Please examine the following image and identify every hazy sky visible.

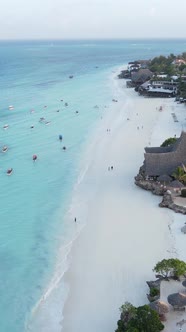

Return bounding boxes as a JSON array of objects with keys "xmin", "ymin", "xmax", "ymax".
[{"xmin": 1, "ymin": 0, "xmax": 186, "ymax": 40}]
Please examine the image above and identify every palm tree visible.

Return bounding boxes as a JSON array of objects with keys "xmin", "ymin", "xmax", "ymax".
[{"xmin": 172, "ymin": 166, "xmax": 186, "ymax": 184}]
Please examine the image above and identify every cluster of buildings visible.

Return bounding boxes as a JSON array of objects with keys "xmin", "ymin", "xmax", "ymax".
[{"xmin": 119, "ymin": 58, "xmax": 186, "ymax": 99}]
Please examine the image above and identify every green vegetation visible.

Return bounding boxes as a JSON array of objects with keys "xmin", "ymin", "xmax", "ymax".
[
  {"xmin": 172, "ymin": 166, "xmax": 186, "ymax": 184},
  {"xmin": 149, "ymin": 54, "xmax": 176, "ymax": 76},
  {"xmin": 178, "ymin": 63, "xmax": 186, "ymax": 72},
  {"xmin": 153, "ymin": 258, "xmax": 186, "ymax": 279},
  {"xmin": 115, "ymin": 303, "xmax": 164, "ymax": 332},
  {"xmin": 149, "ymin": 287, "xmax": 160, "ymax": 297},
  {"xmin": 146, "ymin": 52, "xmax": 186, "ymax": 99},
  {"xmin": 160, "ymin": 137, "xmax": 177, "ymax": 147}
]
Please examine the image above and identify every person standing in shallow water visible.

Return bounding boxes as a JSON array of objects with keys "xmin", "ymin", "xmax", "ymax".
[{"xmin": 74, "ymin": 218, "xmax": 76, "ymax": 222}]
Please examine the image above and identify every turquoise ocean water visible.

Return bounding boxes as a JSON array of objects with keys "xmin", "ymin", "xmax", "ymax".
[{"xmin": 1, "ymin": 39, "xmax": 186, "ymax": 332}]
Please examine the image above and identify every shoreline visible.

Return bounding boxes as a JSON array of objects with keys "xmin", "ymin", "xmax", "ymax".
[{"xmin": 61, "ymin": 71, "xmax": 180, "ymax": 331}]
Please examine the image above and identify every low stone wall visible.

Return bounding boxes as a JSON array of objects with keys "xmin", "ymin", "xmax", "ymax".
[
  {"xmin": 135, "ymin": 173, "xmax": 165, "ymax": 196},
  {"xmin": 159, "ymin": 192, "xmax": 186, "ymax": 214},
  {"xmin": 135, "ymin": 173, "xmax": 186, "ymax": 215}
]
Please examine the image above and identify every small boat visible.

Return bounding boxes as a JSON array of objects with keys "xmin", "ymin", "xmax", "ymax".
[
  {"xmin": 2, "ymin": 146, "xmax": 8, "ymax": 153},
  {"xmin": 7, "ymin": 168, "xmax": 13, "ymax": 175},
  {"xmin": 3, "ymin": 124, "xmax": 9, "ymax": 130},
  {"xmin": 33, "ymin": 154, "xmax": 37, "ymax": 161},
  {"xmin": 39, "ymin": 117, "xmax": 45, "ymax": 123},
  {"xmin": 9, "ymin": 105, "xmax": 14, "ymax": 110},
  {"xmin": 45, "ymin": 121, "xmax": 51, "ymax": 125}
]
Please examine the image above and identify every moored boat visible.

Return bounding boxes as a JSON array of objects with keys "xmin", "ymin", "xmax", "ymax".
[
  {"xmin": 39, "ymin": 117, "xmax": 45, "ymax": 123},
  {"xmin": 3, "ymin": 124, "xmax": 9, "ymax": 130},
  {"xmin": 7, "ymin": 168, "xmax": 13, "ymax": 175},
  {"xmin": 2, "ymin": 146, "xmax": 8, "ymax": 153}
]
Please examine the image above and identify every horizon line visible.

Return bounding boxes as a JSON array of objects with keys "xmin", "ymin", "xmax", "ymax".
[{"xmin": 0, "ymin": 37, "xmax": 186, "ymax": 42}]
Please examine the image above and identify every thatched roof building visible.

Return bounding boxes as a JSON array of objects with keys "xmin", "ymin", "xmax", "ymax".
[
  {"xmin": 149, "ymin": 300, "xmax": 169, "ymax": 314},
  {"xmin": 144, "ymin": 131, "xmax": 186, "ymax": 176},
  {"xmin": 157, "ymin": 174, "xmax": 172, "ymax": 184},
  {"xmin": 168, "ymin": 292, "xmax": 186, "ymax": 309},
  {"xmin": 131, "ymin": 69, "xmax": 153, "ymax": 85}
]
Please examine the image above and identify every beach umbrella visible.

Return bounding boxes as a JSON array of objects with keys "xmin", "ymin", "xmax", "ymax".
[
  {"xmin": 168, "ymin": 293, "xmax": 186, "ymax": 307},
  {"xmin": 157, "ymin": 175, "xmax": 172, "ymax": 184},
  {"xmin": 149, "ymin": 301, "xmax": 169, "ymax": 314},
  {"xmin": 169, "ymin": 180, "xmax": 184, "ymax": 188},
  {"xmin": 182, "ymin": 279, "xmax": 186, "ymax": 287}
]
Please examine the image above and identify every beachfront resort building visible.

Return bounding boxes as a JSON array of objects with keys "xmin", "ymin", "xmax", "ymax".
[
  {"xmin": 138, "ymin": 80, "xmax": 178, "ymax": 97},
  {"xmin": 144, "ymin": 131, "xmax": 186, "ymax": 176},
  {"xmin": 126, "ymin": 69, "xmax": 153, "ymax": 88}
]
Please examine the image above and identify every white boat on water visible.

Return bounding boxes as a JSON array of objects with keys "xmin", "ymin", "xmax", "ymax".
[
  {"xmin": 9, "ymin": 105, "xmax": 14, "ymax": 110},
  {"xmin": 39, "ymin": 117, "xmax": 45, "ymax": 123},
  {"xmin": 7, "ymin": 168, "xmax": 13, "ymax": 175},
  {"xmin": 3, "ymin": 124, "xmax": 9, "ymax": 130},
  {"xmin": 45, "ymin": 121, "xmax": 51, "ymax": 125}
]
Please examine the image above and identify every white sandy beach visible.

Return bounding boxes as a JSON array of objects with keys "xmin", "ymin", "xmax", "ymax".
[{"xmin": 62, "ymin": 73, "xmax": 186, "ymax": 332}]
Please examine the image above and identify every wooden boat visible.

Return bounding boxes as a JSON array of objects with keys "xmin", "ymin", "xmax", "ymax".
[{"xmin": 7, "ymin": 168, "xmax": 13, "ymax": 175}]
